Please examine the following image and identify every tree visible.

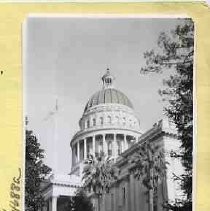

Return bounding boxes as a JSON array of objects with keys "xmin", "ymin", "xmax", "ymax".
[
  {"xmin": 82, "ymin": 153, "xmax": 118, "ymax": 211},
  {"xmin": 141, "ymin": 19, "xmax": 194, "ymax": 210},
  {"xmin": 67, "ymin": 189, "xmax": 94, "ymax": 211},
  {"xmin": 25, "ymin": 129, "xmax": 52, "ymax": 211},
  {"xmin": 131, "ymin": 142, "xmax": 167, "ymax": 211}
]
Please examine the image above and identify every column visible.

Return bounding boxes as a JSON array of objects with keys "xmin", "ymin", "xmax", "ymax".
[
  {"xmin": 93, "ymin": 135, "xmax": 96, "ymax": 157},
  {"xmin": 84, "ymin": 138, "xmax": 87, "ymax": 160},
  {"xmin": 113, "ymin": 133, "xmax": 117, "ymax": 157},
  {"xmin": 103, "ymin": 134, "xmax": 108, "ymax": 156},
  {"xmin": 52, "ymin": 196, "xmax": 58, "ymax": 211},
  {"xmin": 77, "ymin": 141, "xmax": 80, "ymax": 162},
  {"xmin": 124, "ymin": 135, "xmax": 128, "ymax": 150}
]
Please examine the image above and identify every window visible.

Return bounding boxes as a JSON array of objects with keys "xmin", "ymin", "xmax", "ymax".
[
  {"xmin": 93, "ymin": 118, "xmax": 96, "ymax": 126},
  {"xmin": 87, "ymin": 143, "xmax": 90, "ymax": 157},
  {"xmin": 99, "ymin": 140, "xmax": 103, "ymax": 153},
  {"xmin": 87, "ymin": 120, "xmax": 90, "ymax": 128},
  {"xmin": 96, "ymin": 135, "xmax": 103, "ymax": 154},
  {"xmin": 117, "ymin": 141, "xmax": 122, "ymax": 155},
  {"xmin": 80, "ymin": 141, "xmax": 84, "ymax": 160},
  {"xmin": 100, "ymin": 117, "xmax": 103, "ymax": 125},
  {"xmin": 108, "ymin": 141, "xmax": 112, "ymax": 156}
]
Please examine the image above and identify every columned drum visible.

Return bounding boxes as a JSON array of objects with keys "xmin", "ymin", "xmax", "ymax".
[{"xmin": 70, "ymin": 69, "xmax": 142, "ymax": 175}]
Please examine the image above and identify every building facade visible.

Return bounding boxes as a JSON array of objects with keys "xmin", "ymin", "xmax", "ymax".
[
  {"xmin": 41, "ymin": 70, "xmax": 183, "ymax": 211},
  {"xmin": 90, "ymin": 119, "xmax": 182, "ymax": 211}
]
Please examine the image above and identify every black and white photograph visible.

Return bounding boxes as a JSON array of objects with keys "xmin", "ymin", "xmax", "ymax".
[{"xmin": 24, "ymin": 16, "xmax": 194, "ymax": 211}]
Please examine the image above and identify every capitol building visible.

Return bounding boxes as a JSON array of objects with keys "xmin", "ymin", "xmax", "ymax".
[
  {"xmin": 41, "ymin": 69, "xmax": 183, "ymax": 211},
  {"xmin": 71, "ymin": 69, "xmax": 141, "ymax": 176}
]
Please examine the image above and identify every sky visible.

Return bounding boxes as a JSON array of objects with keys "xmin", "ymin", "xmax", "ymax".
[{"xmin": 25, "ymin": 16, "xmax": 183, "ymax": 174}]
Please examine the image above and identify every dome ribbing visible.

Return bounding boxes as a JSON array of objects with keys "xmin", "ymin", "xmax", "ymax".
[{"xmin": 84, "ymin": 88, "xmax": 133, "ymax": 112}]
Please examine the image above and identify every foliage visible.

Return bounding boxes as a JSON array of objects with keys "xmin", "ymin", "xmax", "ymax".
[
  {"xmin": 82, "ymin": 152, "xmax": 118, "ymax": 211},
  {"xmin": 25, "ymin": 129, "xmax": 52, "ymax": 211},
  {"xmin": 141, "ymin": 19, "xmax": 194, "ymax": 210},
  {"xmin": 82, "ymin": 153, "xmax": 118, "ymax": 194},
  {"xmin": 132, "ymin": 142, "xmax": 167, "ymax": 189},
  {"xmin": 131, "ymin": 142, "xmax": 167, "ymax": 211},
  {"xmin": 67, "ymin": 189, "xmax": 94, "ymax": 211}
]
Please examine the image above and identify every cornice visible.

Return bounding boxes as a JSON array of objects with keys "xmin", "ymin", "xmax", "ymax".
[
  {"xmin": 70, "ymin": 126, "xmax": 142, "ymax": 146},
  {"xmin": 41, "ymin": 179, "xmax": 81, "ymax": 194},
  {"xmin": 51, "ymin": 182, "xmax": 81, "ymax": 188}
]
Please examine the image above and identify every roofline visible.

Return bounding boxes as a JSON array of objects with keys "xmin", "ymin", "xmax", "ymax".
[{"xmin": 115, "ymin": 119, "xmax": 178, "ymax": 167}]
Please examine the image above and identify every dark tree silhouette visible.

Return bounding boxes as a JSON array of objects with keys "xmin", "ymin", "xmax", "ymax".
[
  {"xmin": 141, "ymin": 19, "xmax": 194, "ymax": 210},
  {"xmin": 131, "ymin": 142, "xmax": 167, "ymax": 211},
  {"xmin": 25, "ymin": 129, "xmax": 51, "ymax": 211}
]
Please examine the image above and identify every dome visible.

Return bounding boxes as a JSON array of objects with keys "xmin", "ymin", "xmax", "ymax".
[
  {"xmin": 84, "ymin": 88, "xmax": 133, "ymax": 112},
  {"xmin": 71, "ymin": 69, "xmax": 142, "ymax": 173}
]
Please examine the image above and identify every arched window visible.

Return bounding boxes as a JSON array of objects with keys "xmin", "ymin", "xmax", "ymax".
[
  {"xmin": 100, "ymin": 117, "xmax": 103, "ymax": 125},
  {"xmin": 93, "ymin": 118, "xmax": 96, "ymax": 126},
  {"xmin": 99, "ymin": 140, "xmax": 103, "ymax": 153}
]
